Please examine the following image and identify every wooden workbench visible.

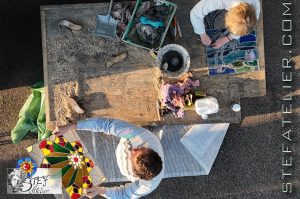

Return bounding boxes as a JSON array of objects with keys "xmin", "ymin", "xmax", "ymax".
[{"xmin": 41, "ymin": 1, "xmax": 265, "ymax": 129}]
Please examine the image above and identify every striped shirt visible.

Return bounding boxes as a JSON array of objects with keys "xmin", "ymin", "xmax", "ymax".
[
  {"xmin": 190, "ymin": 0, "xmax": 261, "ymax": 39},
  {"xmin": 77, "ymin": 118, "xmax": 164, "ymax": 199}
]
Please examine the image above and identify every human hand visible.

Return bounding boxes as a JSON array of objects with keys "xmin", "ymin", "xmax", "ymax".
[
  {"xmin": 52, "ymin": 123, "xmax": 77, "ymax": 137},
  {"xmin": 83, "ymin": 186, "xmax": 106, "ymax": 198},
  {"xmin": 211, "ymin": 36, "xmax": 230, "ymax": 49},
  {"xmin": 200, "ymin": 33, "xmax": 212, "ymax": 46}
]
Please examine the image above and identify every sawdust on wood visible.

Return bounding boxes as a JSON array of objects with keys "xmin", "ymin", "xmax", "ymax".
[
  {"xmin": 43, "ymin": 4, "xmax": 158, "ymax": 127},
  {"xmin": 52, "ymin": 81, "xmax": 87, "ymax": 126}
]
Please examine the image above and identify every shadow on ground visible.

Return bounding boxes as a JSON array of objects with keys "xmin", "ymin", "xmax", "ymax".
[{"xmin": 1, "ymin": 0, "xmax": 300, "ymax": 199}]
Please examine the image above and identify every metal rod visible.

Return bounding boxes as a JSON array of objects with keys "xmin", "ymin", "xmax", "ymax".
[{"xmin": 107, "ymin": 0, "xmax": 114, "ymax": 21}]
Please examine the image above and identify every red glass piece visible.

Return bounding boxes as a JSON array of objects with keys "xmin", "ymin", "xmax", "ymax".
[{"xmin": 23, "ymin": 163, "xmax": 31, "ymax": 171}]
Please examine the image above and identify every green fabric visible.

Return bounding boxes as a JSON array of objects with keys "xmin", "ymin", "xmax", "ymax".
[{"xmin": 11, "ymin": 81, "xmax": 52, "ymax": 144}]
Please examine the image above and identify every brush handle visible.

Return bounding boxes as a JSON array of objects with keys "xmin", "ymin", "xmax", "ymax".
[{"xmin": 107, "ymin": 0, "xmax": 114, "ymax": 21}]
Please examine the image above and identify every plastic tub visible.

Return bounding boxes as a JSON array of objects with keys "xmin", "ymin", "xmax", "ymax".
[{"xmin": 122, "ymin": 0, "xmax": 177, "ymax": 51}]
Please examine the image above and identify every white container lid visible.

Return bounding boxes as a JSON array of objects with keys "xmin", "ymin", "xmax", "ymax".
[{"xmin": 232, "ymin": 104, "xmax": 241, "ymax": 112}]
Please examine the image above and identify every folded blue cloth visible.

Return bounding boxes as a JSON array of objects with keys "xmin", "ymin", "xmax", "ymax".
[{"xmin": 140, "ymin": 16, "xmax": 164, "ymax": 28}]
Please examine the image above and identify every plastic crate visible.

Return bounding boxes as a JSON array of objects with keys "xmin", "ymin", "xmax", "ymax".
[{"xmin": 122, "ymin": 0, "xmax": 177, "ymax": 51}]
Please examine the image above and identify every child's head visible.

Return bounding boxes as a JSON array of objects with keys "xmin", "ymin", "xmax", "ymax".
[
  {"xmin": 225, "ymin": 2, "xmax": 257, "ymax": 36},
  {"xmin": 131, "ymin": 147, "xmax": 163, "ymax": 180}
]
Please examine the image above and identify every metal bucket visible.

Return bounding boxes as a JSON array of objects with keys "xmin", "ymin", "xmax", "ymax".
[{"xmin": 157, "ymin": 44, "xmax": 190, "ymax": 78}]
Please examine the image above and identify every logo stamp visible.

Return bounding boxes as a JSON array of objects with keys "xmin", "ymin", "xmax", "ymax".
[{"xmin": 7, "ymin": 165, "xmax": 62, "ymax": 194}]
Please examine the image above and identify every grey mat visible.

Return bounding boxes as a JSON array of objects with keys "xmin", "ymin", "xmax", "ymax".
[{"xmin": 76, "ymin": 124, "xmax": 229, "ymax": 182}]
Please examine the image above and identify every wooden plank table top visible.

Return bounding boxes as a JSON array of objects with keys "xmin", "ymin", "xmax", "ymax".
[{"xmin": 41, "ymin": 2, "xmax": 264, "ymax": 129}]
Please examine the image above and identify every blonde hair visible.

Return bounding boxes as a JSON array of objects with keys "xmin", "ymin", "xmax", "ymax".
[{"xmin": 225, "ymin": 3, "xmax": 257, "ymax": 36}]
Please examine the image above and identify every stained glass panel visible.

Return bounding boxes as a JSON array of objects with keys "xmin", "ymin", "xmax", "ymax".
[
  {"xmin": 206, "ymin": 28, "xmax": 259, "ymax": 76},
  {"xmin": 38, "ymin": 135, "xmax": 94, "ymax": 199}
]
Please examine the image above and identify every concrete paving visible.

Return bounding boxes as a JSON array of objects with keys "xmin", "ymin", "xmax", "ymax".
[{"xmin": 0, "ymin": 0, "xmax": 300, "ymax": 199}]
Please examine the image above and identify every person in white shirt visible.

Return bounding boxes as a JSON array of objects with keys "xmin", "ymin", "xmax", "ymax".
[
  {"xmin": 190, "ymin": 0, "xmax": 261, "ymax": 48},
  {"xmin": 53, "ymin": 117, "xmax": 164, "ymax": 199}
]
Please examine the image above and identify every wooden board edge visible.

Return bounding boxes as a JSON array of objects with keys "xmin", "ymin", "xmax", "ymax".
[
  {"xmin": 40, "ymin": 9, "xmax": 52, "ymax": 130},
  {"xmin": 257, "ymin": 0, "xmax": 266, "ymax": 96},
  {"xmin": 40, "ymin": 3, "xmax": 107, "ymax": 11}
]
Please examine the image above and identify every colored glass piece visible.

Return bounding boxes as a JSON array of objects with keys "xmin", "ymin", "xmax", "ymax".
[
  {"xmin": 54, "ymin": 136, "xmax": 75, "ymax": 152},
  {"xmin": 49, "ymin": 160, "xmax": 69, "ymax": 169},
  {"xmin": 41, "ymin": 158, "xmax": 51, "ymax": 168},
  {"xmin": 61, "ymin": 164, "xmax": 72, "ymax": 176},
  {"xmin": 45, "ymin": 152, "xmax": 69, "ymax": 157},
  {"xmin": 74, "ymin": 168, "xmax": 83, "ymax": 187},
  {"xmin": 54, "ymin": 136, "xmax": 68, "ymax": 147},
  {"xmin": 39, "ymin": 140, "xmax": 54, "ymax": 156},
  {"xmin": 82, "ymin": 175, "xmax": 93, "ymax": 188},
  {"xmin": 84, "ymin": 157, "xmax": 94, "ymax": 172},
  {"xmin": 55, "ymin": 136, "xmax": 74, "ymax": 150},
  {"xmin": 68, "ymin": 169, "xmax": 78, "ymax": 187},
  {"xmin": 62, "ymin": 166, "xmax": 76, "ymax": 188},
  {"xmin": 68, "ymin": 151, "xmax": 84, "ymax": 169},
  {"xmin": 65, "ymin": 142, "xmax": 76, "ymax": 152},
  {"xmin": 45, "ymin": 156, "xmax": 69, "ymax": 165},
  {"xmin": 71, "ymin": 141, "xmax": 83, "ymax": 153},
  {"xmin": 82, "ymin": 165, "xmax": 89, "ymax": 177},
  {"xmin": 53, "ymin": 142, "xmax": 71, "ymax": 153},
  {"xmin": 239, "ymin": 34, "xmax": 256, "ymax": 43},
  {"xmin": 66, "ymin": 184, "xmax": 82, "ymax": 199}
]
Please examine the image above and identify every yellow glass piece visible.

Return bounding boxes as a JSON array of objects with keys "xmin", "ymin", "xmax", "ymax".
[
  {"xmin": 26, "ymin": 146, "xmax": 33, "ymax": 152},
  {"xmin": 40, "ymin": 141, "xmax": 54, "ymax": 156},
  {"xmin": 71, "ymin": 141, "xmax": 83, "ymax": 153},
  {"xmin": 84, "ymin": 157, "xmax": 94, "ymax": 172},
  {"xmin": 82, "ymin": 175, "xmax": 92, "ymax": 188},
  {"xmin": 66, "ymin": 184, "xmax": 82, "ymax": 198}
]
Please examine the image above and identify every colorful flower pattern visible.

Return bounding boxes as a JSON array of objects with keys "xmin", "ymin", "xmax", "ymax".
[
  {"xmin": 39, "ymin": 135, "xmax": 94, "ymax": 199},
  {"xmin": 16, "ymin": 157, "xmax": 37, "ymax": 178}
]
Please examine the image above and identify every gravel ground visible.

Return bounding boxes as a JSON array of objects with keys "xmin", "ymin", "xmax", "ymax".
[{"xmin": 0, "ymin": 0, "xmax": 300, "ymax": 199}]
